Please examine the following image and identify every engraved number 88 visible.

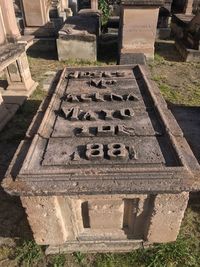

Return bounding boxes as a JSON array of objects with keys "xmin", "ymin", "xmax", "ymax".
[{"xmin": 86, "ymin": 143, "xmax": 128, "ymax": 160}]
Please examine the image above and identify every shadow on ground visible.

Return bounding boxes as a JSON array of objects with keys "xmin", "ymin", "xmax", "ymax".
[
  {"xmin": 170, "ymin": 104, "xmax": 200, "ymax": 204},
  {"xmin": 155, "ymin": 40, "xmax": 183, "ymax": 62},
  {"xmin": 0, "ymin": 99, "xmax": 43, "ymax": 241},
  {"xmin": 170, "ymin": 104, "xmax": 200, "ymax": 163}
]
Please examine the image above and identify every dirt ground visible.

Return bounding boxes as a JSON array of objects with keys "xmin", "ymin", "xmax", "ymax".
[{"xmin": 0, "ymin": 39, "xmax": 199, "ymax": 267}]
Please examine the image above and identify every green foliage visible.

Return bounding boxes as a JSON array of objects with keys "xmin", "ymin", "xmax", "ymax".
[
  {"xmin": 92, "ymin": 238, "xmax": 199, "ymax": 267},
  {"xmin": 98, "ymin": 0, "xmax": 110, "ymax": 25},
  {"xmin": 15, "ymin": 240, "xmax": 43, "ymax": 266},
  {"xmin": 51, "ymin": 254, "xmax": 66, "ymax": 267},
  {"xmin": 73, "ymin": 251, "xmax": 86, "ymax": 265}
]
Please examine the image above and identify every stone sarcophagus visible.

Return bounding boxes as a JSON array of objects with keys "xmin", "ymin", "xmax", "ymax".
[{"xmin": 3, "ymin": 65, "xmax": 200, "ymax": 253}]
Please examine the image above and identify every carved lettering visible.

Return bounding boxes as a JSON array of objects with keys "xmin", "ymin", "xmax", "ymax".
[
  {"xmin": 107, "ymin": 143, "xmax": 128, "ymax": 160},
  {"xmin": 80, "ymin": 94, "xmax": 92, "ymax": 102},
  {"xmin": 85, "ymin": 143, "xmax": 133, "ymax": 161},
  {"xmin": 119, "ymin": 108, "xmax": 135, "ymax": 120},
  {"xmin": 61, "ymin": 108, "xmax": 135, "ymax": 121},
  {"xmin": 86, "ymin": 144, "xmax": 104, "ymax": 161},
  {"xmin": 94, "ymin": 93, "xmax": 105, "ymax": 102},
  {"xmin": 97, "ymin": 125, "xmax": 115, "ymax": 136},
  {"xmin": 110, "ymin": 93, "xmax": 123, "ymax": 101},
  {"xmin": 67, "ymin": 71, "xmax": 126, "ymax": 79},
  {"xmin": 62, "ymin": 107, "xmax": 80, "ymax": 121},
  {"xmin": 63, "ymin": 93, "xmax": 138, "ymax": 102},
  {"xmin": 101, "ymin": 109, "xmax": 114, "ymax": 120},
  {"xmin": 83, "ymin": 110, "xmax": 97, "ymax": 121}
]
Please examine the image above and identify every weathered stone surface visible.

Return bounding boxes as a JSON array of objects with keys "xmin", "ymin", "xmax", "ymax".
[
  {"xmin": 146, "ymin": 192, "xmax": 189, "ymax": 243},
  {"xmin": 3, "ymin": 65, "xmax": 200, "ymax": 195},
  {"xmin": 3, "ymin": 65, "xmax": 200, "ymax": 250},
  {"xmin": 21, "ymin": 0, "xmax": 51, "ymax": 27},
  {"xmin": 21, "ymin": 193, "xmax": 189, "ymax": 248},
  {"xmin": 173, "ymin": 13, "xmax": 200, "ymax": 62},
  {"xmin": 119, "ymin": 1, "xmax": 163, "ymax": 60},
  {"xmin": 57, "ymin": 14, "xmax": 99, "ymax": 61}
]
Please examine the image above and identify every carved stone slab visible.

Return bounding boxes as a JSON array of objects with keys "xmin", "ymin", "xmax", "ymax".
[{"xmin": 3, "ymin": 65, "xmax": 200, "ymax": 196}]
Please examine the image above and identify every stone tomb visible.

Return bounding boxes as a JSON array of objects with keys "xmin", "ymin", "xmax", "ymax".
[
  {"xmin": 174, "ymin": 13, "xmax": 200, "ymax": 62},
  {"xmin": 57, "ymin": 12, "xmax": 100, "ymax": 61},
  {"xmin": 119, "ymin": 0, "xmax": 164, "ymax": 61},
  {"xmin": 21, "ymin": 0, "xmax": 69, "ymax": 37},
  {"xmin": 3, "ymin": 65, "xmax": 200, "ymax": 253}
]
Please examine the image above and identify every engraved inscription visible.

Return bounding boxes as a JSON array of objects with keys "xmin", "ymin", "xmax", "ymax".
[
  {"xmin": 61, "ymin": 107, "xmax": 135, "ymax": 121},
  {"xmin": 76, "ymin": 125, "xmax": 135, "ymax": 137},
  {"xmin": 63, "ymin": 93, "xmax": 139, "ymax": 103},
  {"xmin": 67, "ymin": 71, "xmax": 126, "ymax": 79},
  {"xmin": 85, "ymin": 143, "xmax": 132, "ymax": 161}
]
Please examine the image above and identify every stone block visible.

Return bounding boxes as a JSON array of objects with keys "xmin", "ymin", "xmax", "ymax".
[
  {"xmin": 21, "ymin": 0, "xmax": 50, "ymax": 27},
  {"xmin": 57, "ymin": 38, "xmax": 97, "ymax": 61},
  {"xmin": 119, "ymin": 1, "xmax": 163, "ymax": 60},
  {"xmin": 21, "ymin": 192, "xmax": 189, "ymax": 249},
  {"xmin": 57, "ymin": 15, "xmax": 98, "ymax": 61},
  {"xmin": 146, "ymin": 193, "xmax": 189, "ymax": 243}
]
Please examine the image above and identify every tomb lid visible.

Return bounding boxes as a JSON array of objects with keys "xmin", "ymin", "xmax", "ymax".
[
  {"xmin": 58, "ymin": 16, "xmax": 98, "ymax": 40},
  {"xmin": 121, "ymin": 0, "xmax": 164, "ymax": 7},
  {"xmin": 0, "ymin": 43, "xmax": 25, "ymax": 68},
  {"xmin": 3, "ymin": 65, "xmax": 200, "ymax": 196}
]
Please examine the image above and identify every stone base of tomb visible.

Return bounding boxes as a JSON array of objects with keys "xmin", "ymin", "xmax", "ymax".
[
  {"xmin": 20, "ymin": 192, "xmax": 189, "ymax": 249},
  {"xmin": 57, "ymin": 15, "xmax": 99, "ymax": 62},
  {"xmin": 175, "ymin": 39, "xmax": 200, "ymax": 62},
  {"xmin": 46, "ymin": 240, "xmax": 146, "ymax": 254},
  {"xmin": 2, "ymin": 80, "xmax": 38, "ymax": 105},
  {"xmin": 57, "ymin": 37, "xmax": 97, "ymax": 62},
  {"xmin": 119, "ymin": 53, "xmax": 147, "ymax": 65}
]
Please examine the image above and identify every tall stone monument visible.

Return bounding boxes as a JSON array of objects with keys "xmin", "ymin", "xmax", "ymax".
[
  {"xmin": 0, "ymin": 0, "xmax": 37, "ymax": 129},
  {"xmin": 119, "ymin": 0, "xmax": 164, "ymax": 61},
  {"xmin": 20, "ymin": 0, "xmax": 69, "ymax": 37}
]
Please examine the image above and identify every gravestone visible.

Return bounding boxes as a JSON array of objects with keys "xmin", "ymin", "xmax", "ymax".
[
  {"xmin": 3, "ymin": 65, "xmax": 200, "ymax": 252},
  {"xmin": 157, "ymin": 0, "xmax": 172, "ymax": 39},
  {"xmin": 57, "ymin": 12, "xmax": 100, "ymax": 61},
  {"xmin": 175, "ymin": 13, "xmax": 200, "ymax": 61},
  {"xmin": 119, "ymin": 0, "xmax": 164, "ymax": 61}
]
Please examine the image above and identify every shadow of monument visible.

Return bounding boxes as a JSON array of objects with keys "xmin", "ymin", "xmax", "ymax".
[
  {"xmin": 27, "ymin": 49, "xmax": 58, "ymax": 60},
  {"xmin": 0, "ymin": 99, "xmax": 43, "ymax": 240},
  {"xmin": 155, "ymin": 40, "xmax": 183, "ymax": 62},
  {"xmin": 98, "ymin": 40, "xmax": 118, "ymax": 64},
  {"xmin": 169, "ymin": 103, "xmax": 200, "ymax": 208},
  {"xmin": 169, "ymin": 104, "xmax": 200, "ymax": 163}
]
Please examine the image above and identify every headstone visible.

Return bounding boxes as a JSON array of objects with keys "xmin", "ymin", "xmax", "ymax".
[
  {"xmin": 3, "ymin": 65, "xmax": 200, "ymax": 252},
  {"xmin": 119, "ymin": 0, "xmax": 164, "ymax": 61},
  {"xmin": 157, "ymin": 1, "xmax": 172, "ymax": 39},
  {"xmin": 21, "ymin": 0, "xmax": 68, "ymax": 37},
  {"xmin": 57, "ymin": 12, "xmax": 100, "ymax": 61},
  {"xmin": 175, "ymin": 13, "xmax": 200, "ymax": 62}
]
